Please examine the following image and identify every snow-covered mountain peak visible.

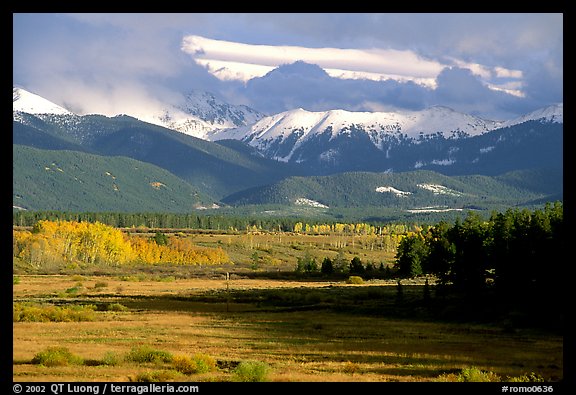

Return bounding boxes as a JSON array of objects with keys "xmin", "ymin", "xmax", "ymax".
[
  {"xmin": 179, "ymin": 90, "xmax": 264, "ymax": 126},
  {"xmin": 13, "ymin": 87, "xmax": 73, "ymax": 115},
  {"xmin": 210, "ymin": 106, "xmax": 501, "ymax": 142},
  {"xmin": 503, "ymin": 103, "xmax": 563, "ymax": 127},
  {"xmin": 140, "ymin": 90, "xmax": 265, "ymax": 139},
  {"xmin": 11, "ymin": 86, "xmax": 264, "ymax": 141},
  {"xmin": 207, "ymin": 106, "xmax": 504, "ymax": 162}
]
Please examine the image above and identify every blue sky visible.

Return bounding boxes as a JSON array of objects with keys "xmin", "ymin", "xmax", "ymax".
[{"xmin": 13, "ymin": 13, "xmax": 563, "ymax": 120}]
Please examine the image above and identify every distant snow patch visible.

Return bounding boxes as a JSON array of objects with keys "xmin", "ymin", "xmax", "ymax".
[
  {"xmin": 480, "ymin": 146, "xmax": 495, "ymax": 153},
  {"xmin": 195, "ymin": 203, "xmax": 221, "ymax": 210},
  {"xmin": 295, "ymin": 198, "xmax": 329, "ymax": 208},
  {"xmin": 417, "ymin": 184, "xmax": 463, "ymax": 196},
  {"xmin": 319, "ymin": 149, "xmax": 340, "ymax": 162},
  {"xmin": 431, "ymin": 159, "xmax": 455, "ymax": 166},
  {"xmin": 375, "ymin": 186, "xmax": 412, "ymax": 197}
]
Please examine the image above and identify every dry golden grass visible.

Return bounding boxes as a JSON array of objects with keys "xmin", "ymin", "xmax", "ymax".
[{"xmin": 13, "ymin": 275, "xmax": 563, "ymax": 382}]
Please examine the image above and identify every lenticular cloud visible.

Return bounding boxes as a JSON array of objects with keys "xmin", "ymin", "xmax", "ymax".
[
  {"xmin": 180, "ymin": 34, "xmax": 524, "ymax": 96},
  {"xmin": 181, "ymin": 35, "xmax": 443, "ymax": 86}
]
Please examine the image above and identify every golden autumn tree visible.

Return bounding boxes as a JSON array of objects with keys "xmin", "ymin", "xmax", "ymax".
[{"xmin": 13, "ymin": 220, "xmax": 229, "ymax": 268}]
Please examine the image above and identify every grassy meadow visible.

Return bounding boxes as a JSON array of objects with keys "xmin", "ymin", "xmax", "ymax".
[{"xmin": 12, "ymin": 230, "xmax": 563, "ymax": 382}]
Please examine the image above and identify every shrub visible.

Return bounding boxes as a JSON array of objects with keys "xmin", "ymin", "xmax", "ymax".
[
  {"xmin": 31, "ymin": 347, "xmax": 83, "ymax": 367},
  {"xmin": 13, "ymin": 276, "xmax": 21, "ymax": 285},
  {"xmin": 509, "ymin": 372, "xmax": 545, "ymax": 382},
  {"xmin": 105, "ymin": 303, "xmax": 129, "ymax": 312},
  {"xmin": 101, "ymin": 351, "xmax": 122, "ymax": 366},
  {"xmin": 191, "ymin": 353, "xmax": 217, "ymax": 373},
  {"xmin": 346, "ymin": 276, "xmax": 364, "ymax": 284},
  {"xmin": 125, "ymin": 346, "xmax": 173, "ymax": 364},
  {"xmin": 457, "ymin": 367, "xmax": 501, "ymax": 382},
  {"xmin": 134, "ymin": 370, "xmax": 182, "ymax": 382},
  {"xmin": 173, "ymin": 353, "xmax": 217, "ymax": 375},
  {"xmin": 343, "ymin": 361, "xmax": 360, "ymax": 374},
  {"xmin": 65, "ymin": 286, "xmax": 82, "ymax": 295},
  {"xmin": 13, "ymin": 303, "xmax": 96, "ymax": 322},
  {"xmin": 233, "ymin": 361, "xmax": 270, "ymax": 382},
  {"xmin": 172, "ymin": 355, "xmax": 196, "ymax": 375}
]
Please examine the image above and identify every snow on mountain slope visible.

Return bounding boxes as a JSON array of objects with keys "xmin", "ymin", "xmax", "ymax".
[
  {"xmin": 209, "ymin": 106, "xmax": 503, "ymax": 161},
  {"xmin": 375, "ymin": 186, "xmax": 412, "ymax": 197},
  {"xmin": 417, "ymin": 183, "xmax": 464, "ymax": 197},
  {"xmin": 140, "ymin": 91, "xmax": 265, "ymax": 139},
  {"xmin": 502, "ymin": 103, "xmax": 563, "ymax": 127},
  {"xmin": 13, "ymin": 87, "xmax": 73, "ymax": 115},
  {"xmin": 13, "ymin": 87, "xmax": 264, "ymax": 140}
]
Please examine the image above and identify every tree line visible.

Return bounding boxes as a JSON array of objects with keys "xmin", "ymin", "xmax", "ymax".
[
  {"xmin": 394, "ymin": 202, "xmax": 563, "ymax": 294},
  {"xmin": 13, "ymin": 210, "xmax": 419, "ymax": 236},
  {"xmin": 294, "ymin": 250, "xmax": 394, "ymax": 279}
]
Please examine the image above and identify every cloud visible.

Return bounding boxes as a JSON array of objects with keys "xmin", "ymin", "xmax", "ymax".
[
  {"xmin": 432, "ymin": 67, "xmax": 528, "ymax": 119},
  {"xmin": 13, "ymin": 13, "xmax": 562, "ymax": 122},
  {"xmin": 228, "ymin": 61, "xmax": 430, "ymax": 115},
  {"xmin": 182, "ymin": 35, "xmax": 446, "ymax": 87},
  {"xmin": 227, "ymin": 62, "xmax": 532, "ymax": 120},
  {"xmin": 181, "ymin": 34, "xmax": 531, "ymax": 99},
  {"xmin": 13, "ymin": 13, "xmax": 224, "ymax": 118}
]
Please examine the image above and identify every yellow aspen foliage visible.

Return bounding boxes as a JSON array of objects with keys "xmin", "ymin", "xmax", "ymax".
[
  {"xmin": 13, "ymin": 220, "xmax": 229, "ymax": 268},
  {"xmin": 293, "ymin": 222, "xmax": 303, "ymax": 233}
]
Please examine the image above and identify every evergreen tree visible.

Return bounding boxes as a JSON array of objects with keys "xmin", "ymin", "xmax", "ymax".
[
  {"xmin": 333, "ymin": 250, "xmax": 349, "ymax": 273},
  {"xmin": 321, "ymin": 257, "xmax": 334, "ymax": 275},
  {"xmin": 422, "ymin": 221, "xmax": 455, "ymax": 285},
  {"xmin": 394, "ymin": 235, "xmax": 426, "ymax": 278},
  {"xmin": 153, "ymin": 232, "xmax": 169, "ymax": 246},
  {"xmin": 296, "ymin": 250, "xmax": 318, "ymax": 273},
  {"xmin": 349, "ymin": 256, "xmax": 364, "ymax": 275}
]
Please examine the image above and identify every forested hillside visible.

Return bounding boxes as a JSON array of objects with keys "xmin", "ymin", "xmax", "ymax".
[
  {"xmin": 13, "ymin": 145, "xmax": 212, "ymax": 212},
  {"xmin": 222, "ymin": 168, "xmax": 562, "ymax": 210}
]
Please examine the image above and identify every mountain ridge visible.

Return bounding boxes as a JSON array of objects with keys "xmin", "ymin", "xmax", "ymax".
[
  {"xmin": 12, "ymin": 86, "xmax": 563, "ymax": 218},
  {"xmin": 208, "ymin": 103, "xmax": 562, "ymax": 165},
  {"xmin": 12, "ymin": 109, "xmax": 307, "ymax": 201},
  {"xmin": 222, "ymin": 168, "xmax": 562, "ymax": 211}
]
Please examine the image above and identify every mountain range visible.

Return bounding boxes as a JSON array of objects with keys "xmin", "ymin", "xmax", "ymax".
[
  {"xmin": 12, "ymin": 86, "xmax": 563, "ymax": 220},
  {"xmin": 209, "ymin": 104, "xmax": 562, "ymax": 174}
]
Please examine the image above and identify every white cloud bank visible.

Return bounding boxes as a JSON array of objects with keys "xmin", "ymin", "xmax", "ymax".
[{"xmin": 181, "ymin": 35, "xmax": 524, "ymax": 95}]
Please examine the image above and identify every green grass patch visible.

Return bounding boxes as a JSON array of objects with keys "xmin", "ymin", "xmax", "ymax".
[
  {"xmin": 104, "ymin": 303, "xmax": 129, "ymax": 312},
  {"xmin": 101, "ymin": 351, "xmax": 122, "ymax": 366},
  {"xmin": 31, "ymin": 347, "xmax": 83, "ymax": 367}
]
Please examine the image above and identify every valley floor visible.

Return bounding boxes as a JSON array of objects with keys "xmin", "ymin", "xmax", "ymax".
[{"xmin": 13, "ymin": 275, "xmax": 563, "ymax": 383}]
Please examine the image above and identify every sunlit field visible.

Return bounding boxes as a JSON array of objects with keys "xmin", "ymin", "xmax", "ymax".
[{"xmin": 13, "ymin": 274, "xmax": 563, "ymax": 382}]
